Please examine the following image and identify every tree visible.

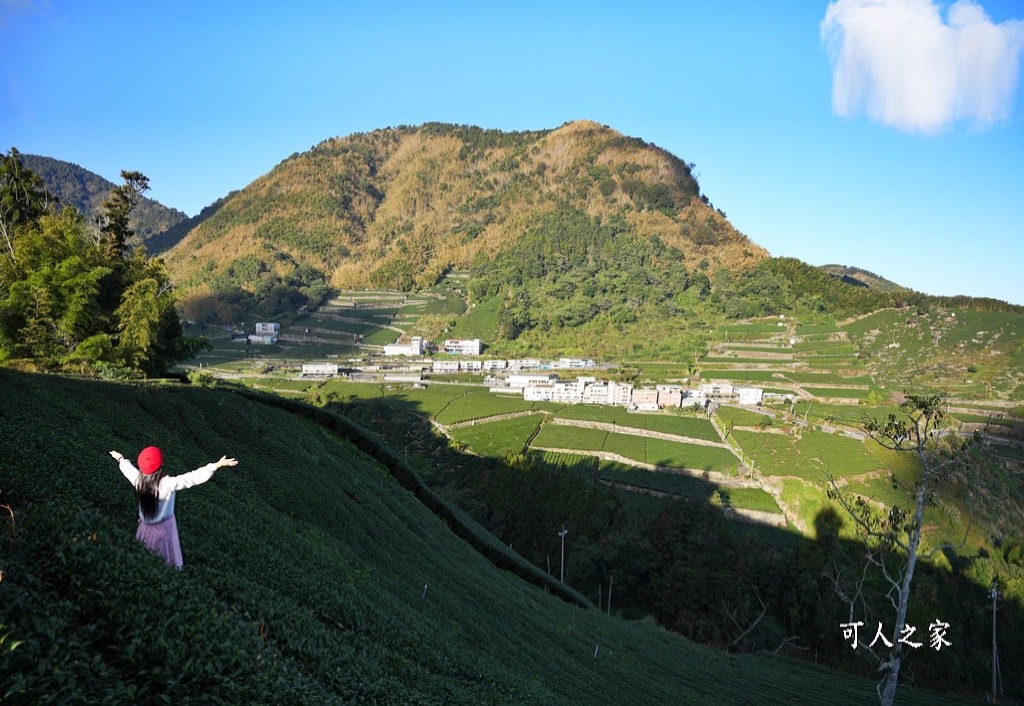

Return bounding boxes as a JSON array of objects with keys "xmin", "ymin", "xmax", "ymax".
[
  {"xmin": 0, "ymin": 157, "xmax": 205, "ymax": 375},
  {"xmin": 98, "ymin": 170, "xmax": 149, "ymax": 258},
  {"xmin": 826, "ymin": 393, "xmax": 979, "ymax": 706},
  {"xmin": 1, "ymin": 148, "xmax": 51, "ymax": 279}
]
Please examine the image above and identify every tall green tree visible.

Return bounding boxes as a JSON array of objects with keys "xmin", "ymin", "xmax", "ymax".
[
  {"xmin": 98, "ymin": 170, "xmax": 149, "ymax": 259},
  {"xmin": 0, "ymin": 148, "xmax": 51, "ymax": 267},
  {"xmin": 0, "ymin": 156, "xmax": 205, "ymax": 374}
]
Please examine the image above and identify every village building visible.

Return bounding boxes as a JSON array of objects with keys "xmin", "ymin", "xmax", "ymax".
[
  {"xmin": 254, "ymin": 322, "xmax": 280, "ymax": 337},
  {"xmin": 552, "ymin": 357, "xmax": 594, "ymax": 369},
  {"xmin": 443, "ymin": 338, "xmax": 482, "ymax": 356},
  {"xmin": 699, "ymin": 382, "xmax": 735, "ymax": 397},
  {"xmin": 301, "ymin": 363, "xmax": 339, "ymax": 378},
  {"xmin": 249, "ymin": 322, "xmax": 280, "ymax": 344},
  {"xmin": 681, "ymin": 389, "xmax": 707, "ymax": 407},
  {"xmin": 483, "ymin": 360, "xmax": 507, "ymax": 371},
  {"xmin": 656, "ymin": 385, "xmax": 683, "ymax": 408},
  {"xmin": 579, "ymin": 379, "xmax": 633, "ymax": 406},
  {"xmin": 432, "ymin": 360, "xmax": 460, "ymax": 373},
  {"xmin": 523, "ymin": 377, "xmax": 590, "ymax": 404},
  {"xmin": 507, "ymin": 358, "xmax": 542, "ymax": 370},
  {"xmin": 507, "ymin": 372, "xmax": 558, "ymax": 389},
  {"xmin": 736, "ymin": 386, "xmax": 764, "ymax": 406},
  {"xmin": 631, "ymin": 388, "xmax": 659, "ymax": 411},
  {"xmin": 383, "ymin": 336, "xmax": 425, "ymax": 357}
]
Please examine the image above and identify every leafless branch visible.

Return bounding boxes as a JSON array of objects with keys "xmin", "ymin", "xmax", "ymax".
[
  {"xmin": 1, "ymin": 503, "xmax": 13, "ymax": 538},
  {"xmin": 727, "ymin": 588, "xmax": 766, "ymax": 649},
  {"xmin": 773, "ymin": 636, "xmax": 809, "ymax": 655}
]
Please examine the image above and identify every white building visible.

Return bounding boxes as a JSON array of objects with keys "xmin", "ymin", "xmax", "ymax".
[
  {"xmin": 383, "ymin": 336, "xmax": 425, "ymax": 357},
  {"xmin": 443, "ymin": 338, "xmax": 482, "ymax": 356},
  {"xmin": 250, "ymin": 322, "xmax": 280, "ymax": 344},
  {"xmin": 483, "ymin": 360, "xmax": 507, "ymax": 371},
  {"xmin": 507, "ymin": 373, "xmax": 558, "ymax": 389},
  {"xmin": 432, "ymin": 360, "xmax": 460, "ymax": 373},
  {"xmin": 699, "ymin": 382, "xmax": 735, "ymax": 397},
  {"xmin": 523, "ymin": 377, "xmax": 590, "ymax": 404},
  {"xmin": 681, "ymin": 389, "xmax": 707, "ymax": 407},
  {"xmin": 580, "ymin": 379, "xmax": 633, "ymax": 406},
  {"xmin": 255, "ymin": 322, "xmax": 280, "ymax": 337},
  {"xmin": 736, "ymin": 386, "xmax": 764, "ymax": 406},
  {"xmin": 459, "ymin": 360, "xmax": 483, "ymax": 372},
  {"xmin": 302, "ymin": 363, "xmax": 338, "ymax": 378}
]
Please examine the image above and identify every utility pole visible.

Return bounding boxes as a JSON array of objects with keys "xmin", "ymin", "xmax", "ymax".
[
  {"xmin": 991, "ymin": 579, "xmax": 1002, "ymax": 703},
  {"xmin": 607, "ymin": 575, "xmax": 613, "ymax": 616},
  {"xmin": 558, "ymin": 523, "xmax": 568, "ymax": 583}
]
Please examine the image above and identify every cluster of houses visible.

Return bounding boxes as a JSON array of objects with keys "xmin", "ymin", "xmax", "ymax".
[
  {"xmin": 383, "ymin": 337, "xmax": 482, "ymax": 356},
  {"xmin": 430, "ymin": 357, "xmax": 596, "ymax": 373},
  {"xmin": 505, "ymin": 375, "xmax": 769, "ymax": 411}
]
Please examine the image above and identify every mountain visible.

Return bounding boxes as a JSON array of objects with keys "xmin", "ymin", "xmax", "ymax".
[
  {"xmin": 162, "ymin": 121, "xmax": 775, "ymax": 355},
  {"xmin": 159, "ymin": 121, "xmax": 1022, "ymax": 358},
  {"xmin": 21, "ymin": 154, "xmax": 188, "ymax": 249},
  {"xmin": 819, "ymin": 264, "xmax": 906, "ymax": 292},
  {"xmin": 0, "ymin": 368, "xmax": 960, "ymax": 704},
  {"xmin": 165, "ymin": 121, "xmax": 764, "ymax": 290}
]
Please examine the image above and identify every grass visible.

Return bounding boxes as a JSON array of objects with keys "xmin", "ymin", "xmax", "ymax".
[
  {"xmin": 553, "ymin": 406, "xmax": 719, "ymax": 441},
  {"xmin": 644, "ymin": 438, "xmax": 739, "ymax": 473},
  {"xmin": 532, "ymin": 424, "xmax": 608, "ymax": 451},
  {"xmin": 532, "ymin": 425, "xmax": 738, "ymax": 473},
  {"xmin": 716, "ymin": 406, "xmax": 774, "ymax": 428},
  {"xmin": 537, "ymin": 451, "xmax": 599, "ymax": 477},
  {"xmin": 448, "ymin": 294, "xmax": 502, "ymax": 341},
  {"xmin": 794, "ymin": 324, "xmax": 841, "ymax": 335},
  {"xmin": 598, "ymin": 462, "xmax": 714, "ymax": 500},
  {"xmin": 804, "ymin": 387, "xmax": 872, "ymax": 400},
  {"xmin": 718, "ymin": 487, "xmax": 783, "ymax": 514},
  {"xmin": 732, "ymin": 430, "xmax": 882, "ymax": 482},
  {"xmin": 701, "ymin": 357, "xmax": 794, "ymax": 365},
  {"xmin": 434, "ymin": 391, "xmax": 538, "ymax": 425},
  {"xmin": 450, "ymin": 415, "xmax": 543, "ymax": 458}
]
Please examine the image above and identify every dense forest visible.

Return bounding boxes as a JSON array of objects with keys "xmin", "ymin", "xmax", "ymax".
[
  {"xmin": 0, "ymin": 149, "xmax": 206, "ymax": 376},
  {"xmin": 21, "ymin": 154, "xmax": 187, "ymax": 248}
]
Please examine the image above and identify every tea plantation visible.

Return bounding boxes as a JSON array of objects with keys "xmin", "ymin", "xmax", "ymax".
[{"xmin": 0, "ymin": 369, "xmax": 966, "ymax": 704}]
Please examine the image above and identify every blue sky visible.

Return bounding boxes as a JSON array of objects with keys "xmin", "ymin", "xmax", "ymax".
[{"xmin": 2, "ymin": 0, "xmax": 1022, "ymax": 303}]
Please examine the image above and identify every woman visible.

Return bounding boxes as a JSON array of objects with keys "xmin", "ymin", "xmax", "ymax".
[{"xmin": 109, "ymin": 446, "xmax": 238, "ymax": 568}]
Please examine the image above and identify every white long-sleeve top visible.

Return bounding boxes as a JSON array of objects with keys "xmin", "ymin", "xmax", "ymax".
[{"xmin": 119, "ymin": 458, "xmax": 219, "ymax": 524}]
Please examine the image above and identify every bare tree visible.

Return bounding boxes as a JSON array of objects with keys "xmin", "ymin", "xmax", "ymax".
[{"xmin": 826, "ymin": 393, "xmax": 978, "ymax": 706}]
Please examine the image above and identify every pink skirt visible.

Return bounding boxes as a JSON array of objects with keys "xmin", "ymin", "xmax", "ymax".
[{"xmin": 136, "ymin": 515, "xmax": 184, "ymax": 568}]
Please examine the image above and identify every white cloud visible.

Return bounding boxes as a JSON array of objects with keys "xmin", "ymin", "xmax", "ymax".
[{"xmin": 821, "ymin": 0, "xmax": 1024, "ymax": 133}]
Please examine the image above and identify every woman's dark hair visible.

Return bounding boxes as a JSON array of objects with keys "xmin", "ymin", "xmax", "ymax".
[{"xmin": 135, "ymin": 472, "xmax": 163, "ymax": 521}]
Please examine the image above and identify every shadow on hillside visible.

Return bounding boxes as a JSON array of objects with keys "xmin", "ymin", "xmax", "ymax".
[{"xmin": 306, "ymin": 391, "xmax": 1024, "ymax": 700}]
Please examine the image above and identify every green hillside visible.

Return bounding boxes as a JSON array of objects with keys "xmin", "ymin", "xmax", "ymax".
[{"xmin": 0, "ymin": 369, "xmax": 964, "ymax": 704}]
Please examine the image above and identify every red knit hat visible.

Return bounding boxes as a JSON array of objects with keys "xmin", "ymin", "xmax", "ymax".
[{"xmin": 137, "ymin": 446, "xmax": 164, "ymax": 474}]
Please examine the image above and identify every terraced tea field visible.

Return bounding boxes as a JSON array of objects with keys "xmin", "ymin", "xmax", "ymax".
[{"xmin": 449, "ymin": 415, "xmax": 543, "ymax": 458}]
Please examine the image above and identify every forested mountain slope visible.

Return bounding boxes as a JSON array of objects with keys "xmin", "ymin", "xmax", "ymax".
[{"xmin": 21, "ymin": 154, "xmax": 188, "ymax": 248}]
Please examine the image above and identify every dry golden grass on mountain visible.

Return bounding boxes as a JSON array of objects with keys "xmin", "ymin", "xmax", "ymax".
[{"xmin": 164, "ymin": 121, "xmax": 765, "ymax": 299}]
